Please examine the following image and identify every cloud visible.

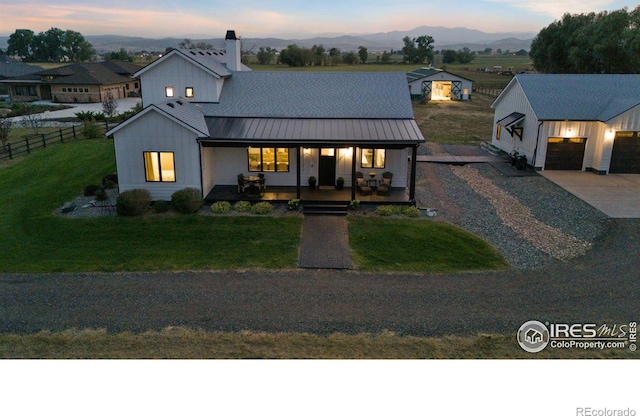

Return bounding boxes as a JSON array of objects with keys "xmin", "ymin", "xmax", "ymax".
[{"xmin": 485, "ymin": 0, "xmax": 623, "ymax": 18}]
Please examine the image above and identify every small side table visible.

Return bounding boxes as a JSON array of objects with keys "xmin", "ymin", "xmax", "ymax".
[{"xmin": 367, "ymin": 179, "xmax": 378, "ymax": 190}]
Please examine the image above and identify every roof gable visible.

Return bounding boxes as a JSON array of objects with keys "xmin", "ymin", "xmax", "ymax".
[
  {"xmin": 509, "ymin": 74, "xmax": 640, "ymax": 122},
  {"xmin": 106, "ymin": 98, "xmax": 208, "ymax": 137},
  {"xmin": 135, "ymin": 49, "xmax": 231, "ymax": 79},
  {"xmin": 406, "ymin": 67, "xmax": 473, "ymax": 83},
  {"xmin": 199, "ymin": 71, "xmax": 415, "ymax": 119}
]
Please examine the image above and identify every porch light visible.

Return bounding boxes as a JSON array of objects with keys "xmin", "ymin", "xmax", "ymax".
[
  {"xmin": 303, "ymin": 148, "xmax": 311, "ymax": 155},
  {"xmin": 565, "ymin": 127, "xmax": 574, "ymax": 137},
  {"xmin": 604, "ymin": 129, "xmax": 616, "ymax": 141}
]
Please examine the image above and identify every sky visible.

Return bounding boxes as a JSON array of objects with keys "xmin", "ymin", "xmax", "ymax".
[{"xmin": 0, "ymin": 0, "xmax": 635, "ymax": 38}]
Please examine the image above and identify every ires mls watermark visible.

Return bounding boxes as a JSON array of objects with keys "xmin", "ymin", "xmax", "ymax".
[
  {"xmin": 517, "ymin": 320, "xmax": 637, "ymax": 353},
  {"xmin": 576, "ymin": 408, "xmax": 636, "ymax": 416}
]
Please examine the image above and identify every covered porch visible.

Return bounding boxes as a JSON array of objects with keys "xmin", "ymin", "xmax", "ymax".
[{"xmin": 205, "ymin": 185, "xmax": 411, "ymax": 204}]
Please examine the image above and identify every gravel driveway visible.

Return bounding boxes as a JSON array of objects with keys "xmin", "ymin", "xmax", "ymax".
[{"xmin": 0, "ymin": 145, "xmax": 637, "ymax": 336}]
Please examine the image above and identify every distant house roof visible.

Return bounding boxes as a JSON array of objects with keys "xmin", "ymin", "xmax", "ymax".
[
  {"xmin": 0, "ymin": 61, "xmax": 42, "ymax": 79},
  {"xmin": 1, "ymin": 60, "xmax": 142, "ymax": 86},
  {"xmin": 498, "ymin": 74, "xmax": 640, "ymax": 122},
  {"xmin": 199, "ymin": 71, "xmax": 415, "ymax": 119},
  {"xmin": 406, "ymin": 67, "xmax": 474, "ymax": 83}
]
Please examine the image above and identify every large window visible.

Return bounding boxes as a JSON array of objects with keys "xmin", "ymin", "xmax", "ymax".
[
  {"xmin": 248, "ymin": 147, "xmax": 289, "ymax": 172},
  {"xmin": 14, "ymin": 85, "xmax": 37, "ymax": 96},
  {"xmin": 361, "ymin": 148, "xmax": 385, "ymax": 168},
  {"xmin": 144, "ymin": 151, "xmax": 176, "ymax": 182}
]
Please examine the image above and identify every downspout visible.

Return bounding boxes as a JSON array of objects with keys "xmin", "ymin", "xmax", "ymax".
[
  {"xmin": 532, "ymin": 121, "xmax": 543, "ymax": 169},
  {"xmin": 296, "ymin": 146, "xmax": 301, "ymax": 199},
  {"xmin": 409, "ymin": 145, "xmax": 418, "ymax": 204},
  {"xmin": 351, "ymin": 146, "xmax": 357, "ymax": 201}
]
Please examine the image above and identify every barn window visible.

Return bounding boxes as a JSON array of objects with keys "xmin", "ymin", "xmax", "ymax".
[
  {"xmin": 144, "ymin": 151, "xmax": 176, "ymax": 182},
  {"xmin": 165, "ymin": 86, "xmax": 174, "ymax": 97},
  {"xmin": 248, "ymin": 147, "xmax": 289, "ymax": 172},
  {"xmin": 496, "ymin": 124, "xmax": 501, "ymax": 140},
  {"xmin": 185, "ymin": 87, "xmax": 194, "ymax": 98},
  {"xmin": 361, "ymin": 149, "xmax": 385, "ymax": 168}
]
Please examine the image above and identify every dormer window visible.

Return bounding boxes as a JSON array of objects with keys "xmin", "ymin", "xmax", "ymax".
[
  {"xmin": 185, "ymin": 87, "xmax": 194, "ymax": 98},
  {"xmin": 165, "ymin": 86, "xmax": 174, "ymax": 97}
]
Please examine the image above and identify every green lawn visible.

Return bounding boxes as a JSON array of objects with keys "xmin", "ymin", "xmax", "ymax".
[
  {"xmin": 0, "ymin": 134, "xmax": 506, "ymax": 273},
  {"xmin": 0, "ymin": 139, "xmax": 301, "ymax": 272},
  {"xmin": 349, "ymin": 217, "xmax": 508, "ymax": 272}
]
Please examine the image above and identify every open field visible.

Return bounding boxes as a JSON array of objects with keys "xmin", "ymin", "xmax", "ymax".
[{"xmin": 0, "ymin": 328, "xmax": 634, "ymax": 358}]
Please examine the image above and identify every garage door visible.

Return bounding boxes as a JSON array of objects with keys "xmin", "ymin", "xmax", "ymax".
[
  {"xmin": 609, "ymin": 132, "xmax": 640, "ymax": 174},
  {"xmin": 545, "ymin": 137, "xmax": 586, "ymax": 170}
]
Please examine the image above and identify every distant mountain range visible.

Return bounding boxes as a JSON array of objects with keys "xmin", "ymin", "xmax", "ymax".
[{"xmin": 0, "ymin": 26, "xmax": 536, "ymax": 55}]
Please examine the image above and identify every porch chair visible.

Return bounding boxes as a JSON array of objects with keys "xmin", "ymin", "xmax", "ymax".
[
  {"xmin": 355, "ymin": 171, "xmax": 372, "ymax": 195},
  {"xmin": 237, "ymin": 174, "xmax": 250, "ymax": 194},
  {"xmin": 257, "ymin": 173, "xmax": 267, "ymax": 191},
  {"xmin": 376, "ymin": 172, "xmax": 393, "ymax": 195}
]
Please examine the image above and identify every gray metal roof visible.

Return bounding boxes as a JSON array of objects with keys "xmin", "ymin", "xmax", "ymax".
[
  {"xmin": 202, "ymin": 117, "xmax": 424, "ymax": 145},
  {"xmin": 514, "ymin": 74, "xmax": 640, "ymax": 121},
  {"xmin": 152, "ymin": 99, "xmax": 209, "ymax": 136},
  {"xmin": 497, "ymin": 111, "xmax": 525, "ymax": 127},
  {"xmin": 198, "ymin": 71, "xmax": 415, "ymax": 119}
]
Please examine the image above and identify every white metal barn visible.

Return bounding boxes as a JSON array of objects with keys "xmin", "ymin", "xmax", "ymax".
[
  {"xmin": 107, "ymin": 31, "xmax": 424, "ymax": 202},
  {"xmin": 407, "ymin": 68, "xmax": 473, "ymax": 101},
  {"xmin": 491, "ymin": 74, "xmax": 640, "ymax": 173}
]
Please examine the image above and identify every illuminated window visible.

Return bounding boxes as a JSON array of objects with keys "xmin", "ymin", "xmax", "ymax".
[
  {"xmin": 165, "ymin": 86, "xmax": 174, "ymax": 97},
  {"xmin": 248, "ymin": 147, "xmax": 289, "ymax": 172},
  {"xmin": 185, "ymin": 87, "xmax": 194, "ymax": 98},
  {"xmin": 144, "ymin": 151, "xmax": 176, "ymax": 182},
  {"xmin": 361, "ymin": 149, "xmax": 385, "ymax": 168}
]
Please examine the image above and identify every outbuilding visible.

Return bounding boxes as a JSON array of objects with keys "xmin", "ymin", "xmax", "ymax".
[
  {"xmin": 491, "ymin": 74, "xmax": 640, "ymax": 174},
  {"xmin": 407, "ymin": 67, "xmax": 473, "ymax": 101}
]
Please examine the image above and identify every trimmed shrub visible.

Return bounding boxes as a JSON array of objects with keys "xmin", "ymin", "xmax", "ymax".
[
  {"xmin": 84, "ymin": 184, "xmax": 99, "ymax": 196},
  {"xmin": 402, "ymin": 206, "xmax": 421, "ymax": 217},
  {"xmin": 116, "ymin": 189, "xmax": 151, "ymax": 216},
  {"xmin": 153, "ymin": 200, "xmax": 169, "ymax": 213},
  {"xmin": 349, "ymin": 199, "xmax": 360, "ymax": 210},
  {"xmin": 287, "ymin": 199, "xmax": 300, "ymax": 210},
  {"xmin": 210, "ymin": 201, "xmax": 232, "ymax": 214},
  {"xmin": 375, "ymin": 205, "xmax": 402, "ymax": 216},
  {"xmin": 251, "ymin": 201, "xmax": 273, "ymax": 215},
  {"xmin": 102, "ymin": 173, "xmax": 118, "ymax": 185},
  {"xmin": 171, "ymin": 188, "xmax": 203, "ymax": 214},
  {"xmin": 103, "ymin": 180, "xmax": 117, "ymax": 189},
  {"xmin": 233, "ymin": 200, "xmax": 251, "ymax": 213}
]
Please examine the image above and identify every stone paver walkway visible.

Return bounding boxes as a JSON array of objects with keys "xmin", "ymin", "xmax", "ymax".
[{"xmin": 298, "ymin": 216, "xmax": 354, "ymax": 269}]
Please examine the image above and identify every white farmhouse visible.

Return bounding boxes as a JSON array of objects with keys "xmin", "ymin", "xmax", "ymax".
[
  {"xmin": 107, "ymin": 30, "xmax": 425, "ymax": 202},
  {"xmin": 491, "ymin": 74, "xmax": 640, "ymax": 173}
]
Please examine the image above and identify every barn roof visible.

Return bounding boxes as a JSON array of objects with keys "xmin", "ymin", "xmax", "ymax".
[
  {"xmin": 406, "ymin": 67, "xmax": 474, "ymax": 83},
  {"xmin": 507, "ymin": 74, "xmax": 640, "ymax": 122},
  {"xmin": 199, "ymin": 71, "xmax": 415, "ymax": 119}
]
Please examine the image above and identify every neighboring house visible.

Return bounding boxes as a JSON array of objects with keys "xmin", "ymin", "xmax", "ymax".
[
  {"xmin": 407, "ymin": 67, "xmax": 473, "ymax": 101},
  {"xmin": 0, "ymin": 60, "xmax": 142, "ymax": 103},
  {"xmin": 491, "ymin": 74, "xmax": 640, "ymax": 174},
  {"xmin": 107, "ymin": 30, "xmax": 425, "ymax": 202}
]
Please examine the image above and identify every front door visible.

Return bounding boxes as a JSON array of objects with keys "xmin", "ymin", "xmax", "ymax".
[{"xmin": 318, "ymin": 148, "xmax": 336, "ymax": 187}]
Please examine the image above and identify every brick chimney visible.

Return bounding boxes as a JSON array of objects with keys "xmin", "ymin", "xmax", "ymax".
[{"xmin": 225, "ymin": 30, "xmax": 242, "ymax": 71}]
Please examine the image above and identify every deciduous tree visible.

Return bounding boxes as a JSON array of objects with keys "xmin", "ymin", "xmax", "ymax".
[{"xmin": 358, "ymin": 46, "xmax": 368, "ymax": 64}]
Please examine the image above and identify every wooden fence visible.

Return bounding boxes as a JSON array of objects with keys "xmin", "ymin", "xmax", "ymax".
[
  {"xmin": 473, "ymin": 83, "xmax": 506, "ymax": 97},
  {"xmin": 0, "ymin": 121, "xmax": 115, "ymax": 161}
]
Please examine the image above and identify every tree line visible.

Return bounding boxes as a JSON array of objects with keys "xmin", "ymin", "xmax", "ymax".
[
  {"xmin": 530, "ymin": 6, "xmax": 640, "ymax": 73},
  {"xmin": 6, "ymin": 28, "xmax": 95, "ymax": 62}
]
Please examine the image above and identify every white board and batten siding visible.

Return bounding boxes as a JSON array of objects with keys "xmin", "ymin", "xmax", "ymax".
[
  {"xmin": 491, "ymin": 81, "xmax": 539, "ymax": 165},
  {"xmin": 114, "ymin": 111, "xmax": 202, "ymax": 201},
  {"xmin": 139, "ymin": 54, "xmax": 224, "ymax": 107},
  {"xmin": 408, "ymin": 73, "xmax": 473, "ymax": 99}
]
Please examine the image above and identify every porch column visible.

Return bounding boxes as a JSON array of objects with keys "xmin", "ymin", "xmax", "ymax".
[
  {"xmin": 351, "ymin": 146, "xmax": 357, "ymax": 201},
  {"xmin": 296, "ymin": 146, "xmax": 301, "ymax": 199},
  {"xmin": 409, "ymin": 145, "xmax": 418, "ymax": 203}
]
